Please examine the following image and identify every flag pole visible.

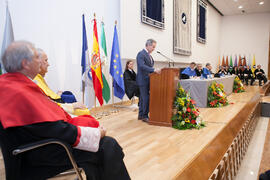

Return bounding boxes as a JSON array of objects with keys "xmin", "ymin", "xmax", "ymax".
[
  {"xmin": 82, "ymin": 82, "xmax": 85, "ymax": 104},
  {"xmin": 112, "ymin": 20, "xmax": 117, "ymax": 107}
]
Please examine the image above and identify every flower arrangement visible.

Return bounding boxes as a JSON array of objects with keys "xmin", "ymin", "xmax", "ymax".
[
  {"xmin": 233, "ymin": 76, "xmax": 245, "ymax": 93},
  {"xmin": 171, "ymin": 84, "xmax": 205, "ymax": 130},
  {"xmin": 207, "ymin": 81, "xmax": 229, "ymax": 107}
]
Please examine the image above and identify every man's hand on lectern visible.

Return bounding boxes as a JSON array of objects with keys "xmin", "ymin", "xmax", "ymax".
[{"xmin": 155, "ymin": 68, "xmax": 161, "ymax": 74}]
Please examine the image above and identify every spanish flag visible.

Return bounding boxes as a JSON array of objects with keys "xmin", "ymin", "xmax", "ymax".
[{"xmin": 91, "ymin": 17, "xmax": 103, "ymax": 106}]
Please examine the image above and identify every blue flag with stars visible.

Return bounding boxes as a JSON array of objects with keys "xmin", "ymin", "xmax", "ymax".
[{"xmin": 110, "ymin": 25, "xmax": 125, "ymax": 99}]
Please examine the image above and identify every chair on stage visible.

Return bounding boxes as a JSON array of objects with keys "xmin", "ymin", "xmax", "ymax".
[{"xmin": 0, "ymin": 123, "xmax": 83, "ymax": 180}]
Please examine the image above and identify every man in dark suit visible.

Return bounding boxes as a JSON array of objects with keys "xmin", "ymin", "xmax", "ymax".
[
  {"xmin": 243, "ymin": 66, "xmax": 254, "ymax": 85},
  {"xmin": 136, "ymin": 39, "xmax": 160, "ymax": 122},
  {"xmin": 254, "ymin": 65, "xmax": 268, "ymax": 86}
]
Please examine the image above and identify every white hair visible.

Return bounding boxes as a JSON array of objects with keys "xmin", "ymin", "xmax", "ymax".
[
  {"xmin": 36, "ymin": 48, "xmax": 45, "ymax": 59},
  {"xmin": 145, "ymin": 39, "xmax": 156, "ymax": 47},
  {"xmin": 2, "ymin": 41, "xmax": 35, "ymax": 73}
]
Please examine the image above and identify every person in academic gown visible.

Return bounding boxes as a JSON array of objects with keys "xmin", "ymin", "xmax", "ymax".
[
  {"xmin": 238, "ymin": 66, "xmax": 245, "ymax": 82},
  {"xmin": 181, "ymin": 62, "xmax": 197, "ymax": 79},
  {"xmin": 231, "ymin": 66, "xmax": 238, "ymax": 75},
  {"xmin": 218, "ymin": 66, "xmax": 227, "ymax": 75},
  {"xmin": 202, "ymin": 63, "xmax": 213, "ymax": 79},
  {"xmin": 254, "ymin": 65, "xmax": 268, "ymax": 86},
  {"xmin": 33, "ymin": 49, "xmax": 90, "ymax": 116},
  {"xmin": 195, "ymin": 63, "xmax": 203, "ymax": 77},
  {"xmin": 0, "ymin": 41, "xmax": 130, "ymax": 180},
  {"xmin": 123, "ymin": 60, "xmax": 139, "ymax": 99},
  {"xmin": 243, "ymin": 66, "xmax": 255, "ymax": 85}
]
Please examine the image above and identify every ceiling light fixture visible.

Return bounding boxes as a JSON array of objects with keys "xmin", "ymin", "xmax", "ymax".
[
  {"xmin": 234, "ymin": 0, "xmax": 238, "ymax": 2},
  {"xmin": 259, "ymin": 1, "xmax": 264, "ymax": 5},
  {"xmin": 238, "ymin": 5, "xmax": 243, "ymax": 9}
]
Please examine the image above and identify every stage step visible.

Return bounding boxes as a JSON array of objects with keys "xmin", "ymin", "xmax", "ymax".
[{"xmin": 261, "ymin": 96, "xmax": 270, "ymax": 117}]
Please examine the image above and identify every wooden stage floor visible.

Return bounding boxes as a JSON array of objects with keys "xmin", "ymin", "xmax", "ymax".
[{"xmin": 99, "ymin": 86, "xmax": 261, "ymax": 180}]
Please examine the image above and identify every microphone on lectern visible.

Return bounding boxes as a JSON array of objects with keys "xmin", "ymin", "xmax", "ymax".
[{"xmin": 156, "ymin": 51, "xmax": 175, "ymax": 67}]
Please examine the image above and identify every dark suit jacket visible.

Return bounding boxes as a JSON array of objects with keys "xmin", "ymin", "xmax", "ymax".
[
  {"xmin": 136, "ymin": 49, "xmax": 154, "ymax": 86},
  {"xmin": 123, "ymin": 69, "xmax": 140, "ymax": 99},
  {"xmin": 195, "ymin": 68, "xmax": 203, "ymax": 76},
  {"xmin": 254, "ymin": 69, "xmax": 265, "ymax": 78},
  {"xmin": 244, "ymin": 69, "xmax": 253, "ymax": 78}
]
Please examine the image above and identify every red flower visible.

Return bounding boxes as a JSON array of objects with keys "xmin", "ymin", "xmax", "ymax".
[
  {"xmin": 213, "ymin": 91, "xmax": 217, "ymax": 95},
  {"xmin": 188, "ymin": 115, "xmax": 191, "ymax": 120},
  {"xmin": 234, "ymin": 90, "xmax": 237, "ymax": 93},
  {"xmin": 191, "ymin": 120, "xmax": 196, "ymax": 124},
  {"xmin": 193, "ymin": 111, "xmax": 199, "ymax": 116},
  {"xmin": 187, "ymin": 107, "xmax": 191, "ymax": 112},
  {"xmin": 196, "ymin": 108, "xmax": 200, "ymax": 112},
  {"xmin": 210, "ymin": 101, "xmax": 216, "ymax": 106},
  {"xmin": 190, "ymin": 99, "xmax": 196, "ymax": 105}
]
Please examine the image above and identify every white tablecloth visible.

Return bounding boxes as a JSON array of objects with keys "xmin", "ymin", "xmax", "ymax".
[{"xmin": 179, "ymin": 75, "xmax": 235, "ymax": 108}]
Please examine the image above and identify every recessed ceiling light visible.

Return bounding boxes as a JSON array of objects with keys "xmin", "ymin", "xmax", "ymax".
[
  {"xmin": 234, "ymin": 0, "xmax": 238, "ymax": 2},
  {"xmin": 238, "ymin": 5, "xmax": 243, "ymax": 9},
  {"xmin": 259, "ymin": 1, "xmax": 264, "ymax": 5}
]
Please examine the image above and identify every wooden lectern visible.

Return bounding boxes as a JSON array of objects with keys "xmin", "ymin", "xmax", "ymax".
[{"xmin": 149, "ymin": 68, "xmax": 180, "ymax": 127}]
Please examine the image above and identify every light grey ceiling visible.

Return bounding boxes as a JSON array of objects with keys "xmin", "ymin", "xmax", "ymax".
[{"xmin": 208, "ymin": 0, "xmax": 270, "ymax": 16}]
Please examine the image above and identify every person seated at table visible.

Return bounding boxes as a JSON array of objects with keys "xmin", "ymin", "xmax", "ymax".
[
  {"xmin": 238, "ymin": 66, "xmax": 245, "ymax": 82},
  {"xmin": 218, "ymin": 66, "xmax": 227, "ymax": 76},
  {"xmin": 123, "ymin": 60, "xmax": 140, "ymax": 100},
  {"xmin": 243, "ymin": 66, "xmax": 254, "ymax": 85},
  {"xmin": 0, "ymin": 41, "xmax": 131, "ymax": 180},
  {"xmin": 195, "ymin": 63, "xmax": 203, "ymax": 76},
  {"xmin": 225, "ymin": 66, "xmax": 231, "ymax": 74},
  {"xmin": 228, "ymin": 66, "xmax": 234, "ymax": 75},
  {"xmin": 34, "ymin": 48, "xmax": 90, "ymax": 116},
  {"xmin": 254, "ymin": 65, "xmax": 268, "ymax": 86},
  {"xmin": 231, "ymin": 66, "xmax": 239, "ymax": 75},
  {"xmin": 202, "ymin": 63, "xmax": 213, "ymax": 79},
  {"xmin": 181, "ymin": 62, "xmax": 196, "ymax": 79}
]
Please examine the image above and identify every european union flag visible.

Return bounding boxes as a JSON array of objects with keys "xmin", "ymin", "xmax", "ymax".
[{"xmin": 110, "ymin": 25, "xmax": 125, "ymax": 99}]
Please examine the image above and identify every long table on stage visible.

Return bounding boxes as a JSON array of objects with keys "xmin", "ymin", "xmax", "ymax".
[
  {"xmin": 98, "ymin": 86, "xmax": 261, "ymax": 180},
  {"xmin": 179, "ymin": 75, "xmax": 235, "ymax": 107}
]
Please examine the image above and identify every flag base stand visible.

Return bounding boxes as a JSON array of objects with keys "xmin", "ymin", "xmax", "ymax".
[{"xmin": 112, "ymin": 97, "xmax": 139, "ymax": 111}]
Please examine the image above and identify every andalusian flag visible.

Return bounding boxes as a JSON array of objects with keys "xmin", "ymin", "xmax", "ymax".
[
  {"xmin": 100, "ymin": 22, "xmax": 110, "ymax": 103},
  {"xmin": 91, "ymin": 17, "xmax": 103, "ymax": 106},
  {"xmin": 251, "ymin": 54, "xmax": 256, "ymax": 74},
  {"xmin": 229, "ymin": 55, "xmax": 233, "ymax": 67}
]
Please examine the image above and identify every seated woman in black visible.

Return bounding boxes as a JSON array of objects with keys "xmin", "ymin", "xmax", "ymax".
[{"xmin": 123, "ymin": 60, "xmax": 140, "ymax": 99}]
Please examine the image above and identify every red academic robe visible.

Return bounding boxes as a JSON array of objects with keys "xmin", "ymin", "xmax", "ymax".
[
  {"xmin": 0, "ymin": 73, "xmax": 130, "ymax": 180},
  {"xmin": 0, "ymin": 72, "xmax": 99, "ymax": 147}
]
